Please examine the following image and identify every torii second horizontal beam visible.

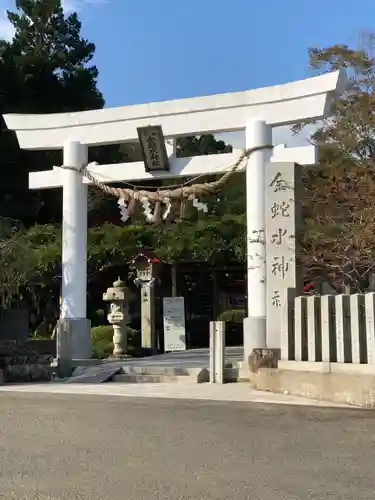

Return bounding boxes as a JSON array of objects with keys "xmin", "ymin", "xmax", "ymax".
[{"xmin": 29, "ymin": 144, "xmax": 317, "ymax": 190}]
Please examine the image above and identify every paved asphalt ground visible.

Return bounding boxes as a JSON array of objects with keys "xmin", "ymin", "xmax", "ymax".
[{"xmin": 0, "ymin": 393, "xmax": 374, "ymax": 499}]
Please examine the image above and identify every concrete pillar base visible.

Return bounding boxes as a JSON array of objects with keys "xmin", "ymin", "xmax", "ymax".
[
  {"xmin": 243, "ymin": 316, "xmax": 266, "ymax": 362},
  {"xmin": 57, "ymin": 318, "xmax": 92, "ymax": 361}
]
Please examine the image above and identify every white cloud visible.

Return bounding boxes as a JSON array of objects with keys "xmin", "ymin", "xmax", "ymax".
[
  {"xmin": 0, "ymin": 8, "xmax": 14, "ymax": 41},
  {"xmin": 62, "ymin": 0, "xmax": 79, "ymax": 13},
  {"xmin": 62, "ymin": 0, "xmax": 108, "ymax": 12}
]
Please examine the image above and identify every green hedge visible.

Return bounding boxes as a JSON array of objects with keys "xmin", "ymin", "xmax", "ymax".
[
  {"xmin": 91, "ymin": 324, "xmax": 138, "ymax": 359},
  {"xmin": 217, "ymin": 308, "xmax": 246, "ymax": 323}
]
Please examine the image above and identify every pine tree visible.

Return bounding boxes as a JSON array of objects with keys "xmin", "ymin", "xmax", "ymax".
[
  {"xmin": 6, "ymin": 0, "xmax": 103, "ymax": 112},
  {"xmin": 0, "ymin": 0, "xmax": 105, "ymax": 225}
]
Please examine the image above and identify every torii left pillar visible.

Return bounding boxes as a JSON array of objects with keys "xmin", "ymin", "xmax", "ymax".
[{"xmin": 57, "ymin": 141, "xmax": 91, "ymax": 360}]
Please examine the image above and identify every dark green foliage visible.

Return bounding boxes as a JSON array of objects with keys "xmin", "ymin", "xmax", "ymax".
[
  {"xmin": 176, "ymin": 135, "xmax": 232, "ymax": 158},
  {"xmin": 0, "ymin": 216, "xmax": 246, "ymax": 301}
]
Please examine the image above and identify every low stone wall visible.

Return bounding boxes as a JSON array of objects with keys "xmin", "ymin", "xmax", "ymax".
[
  {"xmin": 250, "ymin": 363, "xmax": 375, "ymax": 408},
  {"xmin": 2, "ymin": 355, "xmax": 53, "ymax": 383},
  {"xmin": 0, "ymin": 340, "xmax": 55, "ymax": 383}
]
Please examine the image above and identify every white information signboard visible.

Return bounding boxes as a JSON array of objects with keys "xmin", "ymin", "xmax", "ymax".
[{"xmin": 163, "ymin": 297, "xmax": 186, "ymax": 352}]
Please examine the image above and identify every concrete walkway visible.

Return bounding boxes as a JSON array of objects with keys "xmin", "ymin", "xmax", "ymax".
[
  {"xmin": 0, "ymin": 381, "xmax": 350, "ymax": 407},
  {"xmin": 88, "ymin": 346, "xmax": 244, "ymax": 368},
  {"xmin": 0, "ymin": 392, "xmax": 370, "ymax": 499}
]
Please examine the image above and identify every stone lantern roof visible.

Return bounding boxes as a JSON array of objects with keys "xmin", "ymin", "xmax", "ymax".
[{"xmin": 129, "ymin": 250, "xmax": 161, "ymax": 267}]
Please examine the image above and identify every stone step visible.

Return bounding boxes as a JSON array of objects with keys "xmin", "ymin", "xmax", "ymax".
[
  {"xmin": 113, "ymin": 367, "xmax": 209, "ymax": 383},
  {"xmin": 111, "ymin": 366, "xmax": 250, "ymax": 384},
  {"xmin": 112, "ymin": 373, "xmax": 195, "ymax": 383},
  {"xmin": 119, "ymin": 366, "xmax": 203, "ymax": 376},
  {"xmin": 68, "ymin": 359, "xmax": 250, "ymax": 385}
]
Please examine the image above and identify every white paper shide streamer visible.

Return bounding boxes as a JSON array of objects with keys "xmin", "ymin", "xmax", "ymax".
[
  {"xmin": 140, "ymin": 197, "xmax": 154, "ymax": 222},
  {"xmin": 163, "ymin": 198, "xmax": 172, "ymax": 220},
  {"xmin": 189, "ymin": 194, "xmax": 208, "ymax": 213},
  {"xmin": 117, "ymin": 198, "xmax": 130, "ymax": 222}
]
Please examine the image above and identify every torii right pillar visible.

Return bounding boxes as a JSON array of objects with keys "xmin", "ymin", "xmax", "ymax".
[
  {"xmin": 243, "ymin": 120, "xmax": 272, "ymax": 358},
  {"xmin": 243, "ymin": 121, "xmax": 304, "ymax": 359}
]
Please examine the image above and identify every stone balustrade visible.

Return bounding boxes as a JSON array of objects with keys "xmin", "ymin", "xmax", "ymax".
[{"xmin": 282, "ymin": 292, "xmax": 375, "ymax": 364}]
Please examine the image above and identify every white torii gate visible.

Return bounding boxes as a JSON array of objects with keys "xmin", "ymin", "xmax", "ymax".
[{"xmin": 3, "ymin": 70, "xmax": 345, "ymax": 360}]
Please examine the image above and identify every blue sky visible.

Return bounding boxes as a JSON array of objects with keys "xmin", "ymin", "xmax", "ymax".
[
  {"xmin": 79, "ymin": 0, "xmax": 372, "ymax": 108},
  {"xmin": 0, "ymin": 0, "xmax": 374, "ymax": 146}
]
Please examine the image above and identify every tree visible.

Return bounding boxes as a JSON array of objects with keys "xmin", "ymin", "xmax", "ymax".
[
  {"xmin": 0, "ymin": 0, "xmax": 119, "ymax": 326},
  {"xmin": 176, "ymin": 135, "xmax": 232, "ymax": 157},
  {"xmin": 0, "ymin": 0, "xmax": 106, "ymax": 226},
  {"xmin": 298, "ymin": 34, "xmax": 375, "ymax": 291},
  {"xmin": 0, "ymin": 216, "xmax": 245, "ymax": 334},
  {"xmin": 302, "ymin": 161, "xmax": 375, "ymax": 292},
  {"xmin": 6, "ymin": 0, "xmax": 103, "ymax": 112}
]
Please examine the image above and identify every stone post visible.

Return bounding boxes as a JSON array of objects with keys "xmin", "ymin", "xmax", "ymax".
[
  {"xmin": 265, "ymin": 162, "xmax": 303, "ymax": 350},
  {"xmin": 350, "ymin": 293, "xmax": 365, "ymax": 364},
  {"xmin": 294, "ymin": 296, "xmax": 307, "ymax": 361},
  {"xmin": 335, "ymin": 294, "xmax": 351, "ymax": 363},
  {"xmin": 280, "ymin": 288, "xmax": 297, "ymax": 360},
  {"xmin": 307, "ymin": 296, "xmax": 322, "ymax": 362},
  {"xmin": 103, "ymin": 278, "xmax": 134, "ymax": 358},
  {"xmin": 139, "ymin": 279, "xmax": 156, "ymax": 353},
  {"xmin": 365, "ymin": 292, "xmax": 375, "ymax": 364},
  {"xmin": 132, "ymin": 254, "xmax": 159, "ymax": 355},
  {"xmin": 209, "ymin": 321, "xmax": 225, "ymax": 384},
  {"xmin": 320, "ymin": 295, "xmax": 336, "ymax": 362}
]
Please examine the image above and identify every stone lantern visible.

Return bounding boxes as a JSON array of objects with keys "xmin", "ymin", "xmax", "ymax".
[
  {"xmin": 130, "ymin": 251, "xmax": 161, "ymax": 355},
  {"xmin": 103, "ymin": 277, "xmax": 134, "ymax": 358}
]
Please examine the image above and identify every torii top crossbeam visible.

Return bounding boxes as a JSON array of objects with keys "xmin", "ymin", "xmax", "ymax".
[
  {"xmin": 5, "ymin": 70, "xmax": 344, "ymax": 150},
  {"xmin": 3, "ymin": 70, "xmax": 345, "ymax": 189}
]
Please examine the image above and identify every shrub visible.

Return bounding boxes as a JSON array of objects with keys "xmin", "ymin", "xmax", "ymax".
[
  {"xmin": 217, "ymin": 308, "xmax": 246, "ymax": 323},
  {"xmin": 91, "ymin": 324, "xmax": 138, "ymax": 359}
]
